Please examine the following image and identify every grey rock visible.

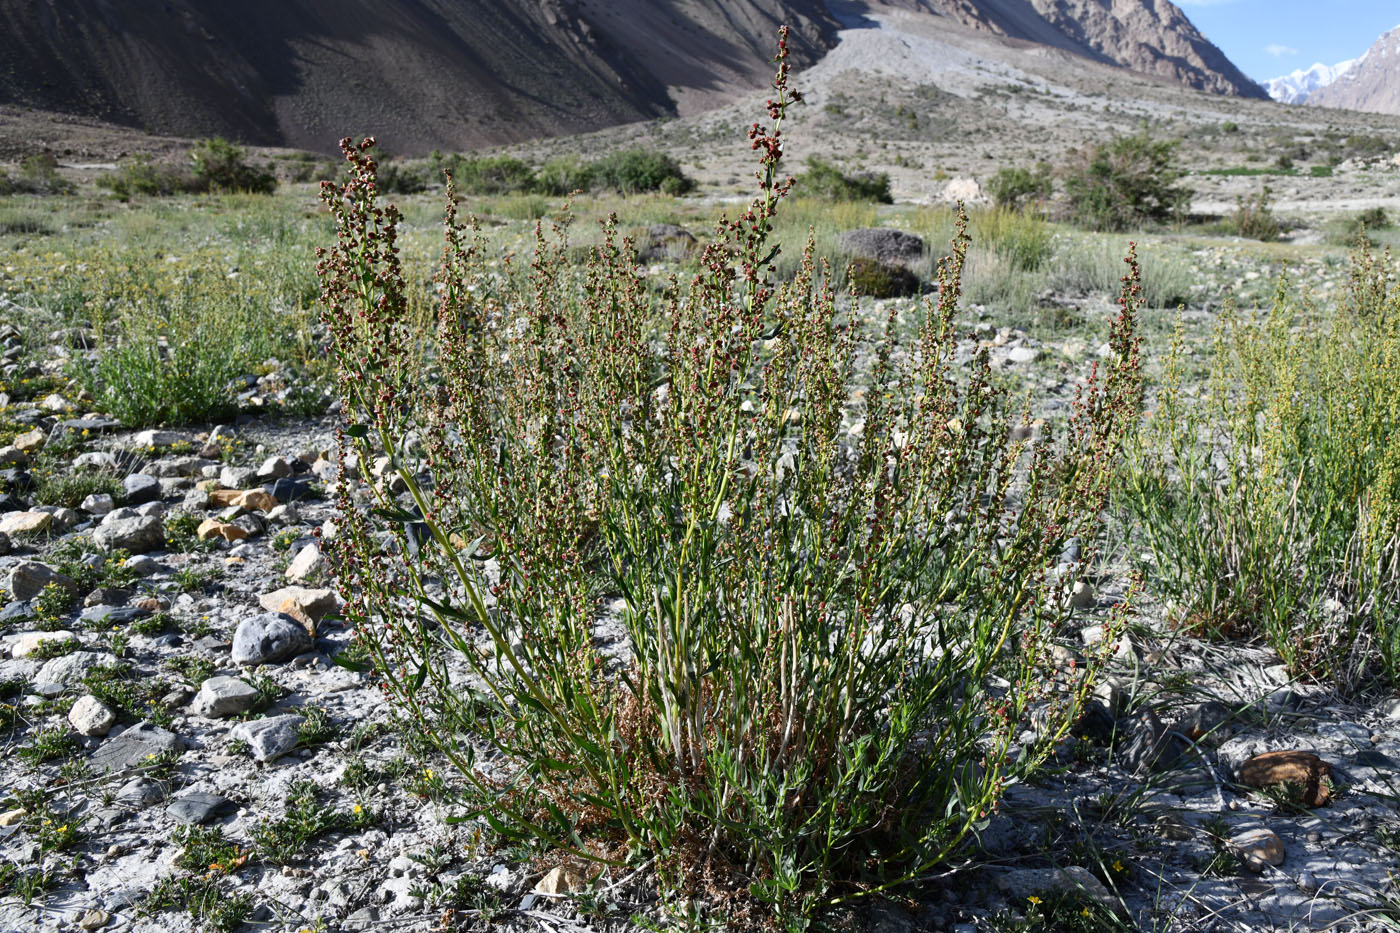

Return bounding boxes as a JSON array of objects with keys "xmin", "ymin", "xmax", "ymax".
[
  {"xmin": 122, "ymin": 554, "xmax": 159, "ymax": 576},
  {"xmin": 93, "ymin": 514, "xmax": 163, "ymax": 553},
  {"xmin": 8, "ymin": 561, "xmax": 78, "ymax": 601},
  {"xmin": 231, "ymin": 612, "xmax": 312, "ymax": 665},
  {"xmin": 257, "ymin": 456, "xmax": 293, "ymax": 481},
  {"xmin": 1118, "ymin": 709, "xmax": 1188, "ymax": 775},
  {"xmin": 837, "ymin": 228, "xmax": 925, "ymax": 266},
  {"xmin": 69, "ymin": 695, "xmax": 117, "ymax": 736},
  {"xmin": 121, "ymin": 474, "xmax": 161, "ymax": 505},
  {"xmin": 114, "ymin": 779, "xmax": 166, "ymax": 808},
  {"xmin": 220, "ymin": 465, "xmax": 258, "ymax": 489},
  {"xmin": 231, "ymin": 714, "xmax": 302, "ymax": 762},
  {"xmin": 192, "ymin": 676, "xmax": 260, "ymax": 718},
  {"xmin": 38, "ymin": 650, "xmax": 117, "ymax": 686},
  {"xmin": 90, "ymin": 722, "xmax": 181, "ymax": 773},
  {"xmin": 167, "ymin": 792, "xmax": 234, "ymax": 825},
  {"xmin": 80, "ymin": 493, "xmax": 116, "ymax": 515}
]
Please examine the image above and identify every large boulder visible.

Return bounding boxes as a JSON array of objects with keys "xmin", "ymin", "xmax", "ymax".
[{"xmin": 837, "ymin": 228, "xmax": 925, "ymax": 267}]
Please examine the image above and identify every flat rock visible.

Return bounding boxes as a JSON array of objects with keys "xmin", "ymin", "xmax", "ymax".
[
  {"xmin": 0, "ymin": 511, "xmax": 52, "ymax": 536},
  {"xmin": 258, "ymin": 586, "xmax": 338, "ymax": 631},
  {"xmin": 92, "ymin": 514, "xmax": 164, "ymax": 553},
  {"xmin": 90, "ymin": 722, "xmax": 181, "ymax": 773},
  {"xmin": 131, "ymin": 430, "xmax": 188, "ymax": 450},
  {"xmin": 192, "ymin": 676, "xmax": 260, "ymax": 718},
  {"xmin": 10, "ymin": 629, "xmax": 76, "ymax": 658},
  {"xmin": 197, "ymin": 518, "xmax": 248, "ymax": 543},
  {"xmin": 231, "ymin": 612, "xmax": 313, "ymax": 665},
  {"xmin": 1237, "ymin": 750, "xmax": 1333, "ymax": 807},
  {"xmin": 995, "ymin": 866, "xmax": 1118, "ymax": 914},
  {"xmin": 230, "ymin": 714, "xmax": 302, "ymax": 762},
  {"xmin": 167, "ymin": 792, "xmax": 235, "ymax": 825},
  {"xmin": 38, "ymin": 650, "xmax": 117, "ymax": 686}
]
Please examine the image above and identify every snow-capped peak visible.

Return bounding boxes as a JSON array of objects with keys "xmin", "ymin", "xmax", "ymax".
[{"xmin": 1264, "ymin": 59, "xmax": 1356, "ymax": 104}]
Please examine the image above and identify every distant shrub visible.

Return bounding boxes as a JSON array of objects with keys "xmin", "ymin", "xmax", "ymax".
[
  {"xmin": 2, "ymin": 154, "xmax": 74, "ymax": 196},
  {"xmin": 1063, "ymin": 133, "xmax": 1189, "ymax": 231},
  {"xmin": 189, "ymin": 138, "xmax": 276, "ymax": 194},
  {"xmin": 1230, "ymin": 186, "xmax": 1281, "ymax": 241},
  {"xmin": 975, "ymin": 207, "xmax": 1053, "ymax": 271},
  {"xmin": 587, "ymin": 148, "xmax": 693, "ymax": 195},
  {"xmin": 987, "ymin": 163, "xmax": 1052, "ymax": 210},
  {"xmin": 433, "ymin": 153, "xmax": 536, "ymax": 195},
  {"xmin": 534, "ymin": 154, "xmax": 592, "ymax": 196},
  {"xmin": 1221, "ymin": 121, "xmax": 1239, "ymax": 134},
  {"xmin": 1327, "ymin": 206, "xmax": 1391, "ymax": 247},
  {"xmin": 1310, "ymin": 165, "xmax": 1334, "ymax": 178},
  {"xmin": 99, "ymin": 156, "xmax": 200, "ymax": 201},
  {"xmin": 376, "ymin": 159, "xmax": 428, "ymax": 195},
  {"xmin": 797, "ymin": 156, "xmax": 892, "ymax": 202}
]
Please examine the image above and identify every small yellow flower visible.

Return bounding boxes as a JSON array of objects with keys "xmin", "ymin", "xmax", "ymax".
[
  {"xmin": 1081, "ymin": 907, "xmax": 1092, "ymax": 917},
  {"xmin": 1112, "ymin": 859, "xmax": 1126, "ymax": 874},
  {"xmin": 352, "ymin": 804, "xmax": 362, "ymax": 814},
  {"xmin": 1027, "ymin": 895, "xmax": 1041, "ymax": 905}
]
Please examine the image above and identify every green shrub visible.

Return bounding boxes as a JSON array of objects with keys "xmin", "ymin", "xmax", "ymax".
[
  {"xmin": 16, "ymin": 154, "xmax": 74, "ymax": 195},
  {"xmin": 432, "ymin": 153, "xmax": 537, "ymax": 195},
  {"xmin": 587, "ymin": 148, "xmax": 693, "ymax": 195},
  {"xmin": 75, "ymin": 325, "xmax": 242, "ymax": 427},
  {"xmin": 797, "ymin": 156, "xmax": 892, "ymax": 202},
  {"xmin": 1062, "ymin": 133, "xmax": 1189, "ymax": 231},
  {"xmin": 846, "ymin": 256, "xmax": 919, "ymax": 297},
  {"xmin": 189, "ymin": 138, "xmax": 276, "ymax": 194},
  {"xmin": 1327, "ymin": 206, "xmax": 1391, "ymax": 247},
  {"xmin": 98, "ymin": 156, "xmax": 200, "ymax": 201},
  {"xmin": 535, "ymin": 154, "xmax": 593, "ymax": 196},
  {"xmin": 1230, "ymin": 185, "xmax": 1281, "ymax": 241},
  {"xmin": 987, "ymin": 163, "xmax": 1052, "ymax": 210},
  {"xmin": 318, "ymin": 34, "xmax": 1140, "ymax": 927},
  {"xmin": 1124, "ymin": 248, "xmax": 1400, "ymax": 690},
  {"xmin": 974, "ymin": 206, "xmax": 1053, "ymax": 272}
]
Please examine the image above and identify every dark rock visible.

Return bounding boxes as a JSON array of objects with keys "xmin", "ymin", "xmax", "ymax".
[
  {"xmin": 168, "ymin": 792, "xmax": 234, "ymax": 825},
  {"xmin": 837, "ymin": 227, "xmax": 925, "ymax": 266},
  {"xmin": 1118, "ymin": 709, "xmax": 1188, "ymax": 775},
  {"xmin": 121, "ymin": 474, "xmax": 161, "ymax": 505},
  {"xmin": 269, "ymin": 477, "xmax": 314, "ymax": 502},
  {"xmin": 79, "ymin": 605, "xmax": 151, "ymax": 626}
]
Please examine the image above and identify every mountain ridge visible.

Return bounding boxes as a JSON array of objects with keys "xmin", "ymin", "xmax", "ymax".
[
  {"xmin": 0, "ymin": 0, "xmax": 1267, "ymax": 155},
  {"xmin": 1307, "ymin": 25, "xmax": 1400, "ymax": 117}
]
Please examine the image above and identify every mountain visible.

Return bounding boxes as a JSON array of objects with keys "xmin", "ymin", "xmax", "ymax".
[
  {"xmin": 1265, "ymin": 60, "xmax": 1356, "ymax": 105},
  {"xmin": 0, "ymin": 0, "xmax": 1264, "ymax": 155},
  {"xmin": 1307, "ymin": 25, "xmax": 1400, "ymax": 116},
  {"xmin": 870, "ymin": 0, "xmax": 1266, "ymax": 98},
  {"xmin": 0, "ymin": 0, "xmax": 840, "ymax": 155}
]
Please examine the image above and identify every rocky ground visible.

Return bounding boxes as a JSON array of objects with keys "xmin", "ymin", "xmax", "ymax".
[{"xmin": 0, "ymin": 293, "xmax": 1398, "ymax": 933}]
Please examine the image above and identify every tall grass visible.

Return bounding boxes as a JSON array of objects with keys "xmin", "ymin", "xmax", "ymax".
[
  {"xmin": 319, "ymin": 33, "xmax": 1142, "ymax": 928},
  {"xmin": 1123, "ymin": 246, "xmax": 1400, "ymax": 690}
]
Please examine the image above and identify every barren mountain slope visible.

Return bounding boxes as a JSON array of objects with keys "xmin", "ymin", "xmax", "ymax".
[
  {"xmin": 867, "ymin": 0, "xmax": 1265, "ymax": 98},
  {"xmin": 0, "ymin": 0, "xmax": 838, "ymax": 155},
  {"xmin": 1308, "ymin": 25, "xmax": 1400, "ymax": 117}
]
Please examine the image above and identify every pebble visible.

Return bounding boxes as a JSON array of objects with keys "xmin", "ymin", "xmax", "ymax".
[
  {"xmin": 69, "ymin": 695, "xmax": 118, "ymax": 737},
  {"xmin": 1230, "ymin": 827, "xmax": 1286, "ymax": 872}
]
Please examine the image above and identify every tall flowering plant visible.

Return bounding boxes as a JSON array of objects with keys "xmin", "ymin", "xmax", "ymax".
[{"xmin": 317, "ymin": 28, "xmax": 1140, "ymax": 925}]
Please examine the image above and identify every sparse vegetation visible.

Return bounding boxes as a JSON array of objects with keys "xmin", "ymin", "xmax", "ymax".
[{"xmin": 1063, "ymin": 132, "xmax": 1190, "ymax": 231}]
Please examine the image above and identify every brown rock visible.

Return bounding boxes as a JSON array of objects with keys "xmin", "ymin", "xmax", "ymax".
[
  {"xmin": 208, "ymin": 489, "xmax": 242, "ymax": 507},
  {"xmin": 0, "ymin": 511, "xmax": 53, "ymax": 536},
  {"xmin": 233, "ymin": 489, "xmax": 277, "ymax": 512},
  {"xmin": 1229, "ymin": 827, "xmax": 1285, "ymax": 872},
  {"xmin": 534, "ymin": 866, "xmax": 589, "ymax": 896},
  {"xmin": 1238, "ymin": 751, "xmax": 1332, "ymax": 807},
  {"xmin": 196, "ymin": 519, "xmax": 249, "ymax": 543},
  {"xmin": 258, "ymin": 586, "xmax": 339, "ymax": 633}
]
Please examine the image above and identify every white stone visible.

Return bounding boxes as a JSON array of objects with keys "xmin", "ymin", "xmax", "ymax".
[{"xmin": 69, "ymin": 695, "xmax": 117, "ymax": 737}]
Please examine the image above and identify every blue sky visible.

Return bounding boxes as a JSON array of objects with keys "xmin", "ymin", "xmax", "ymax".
[{"xmin": 1178, "ymin": 0, "xmax": 1399, "ymax": 81}]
